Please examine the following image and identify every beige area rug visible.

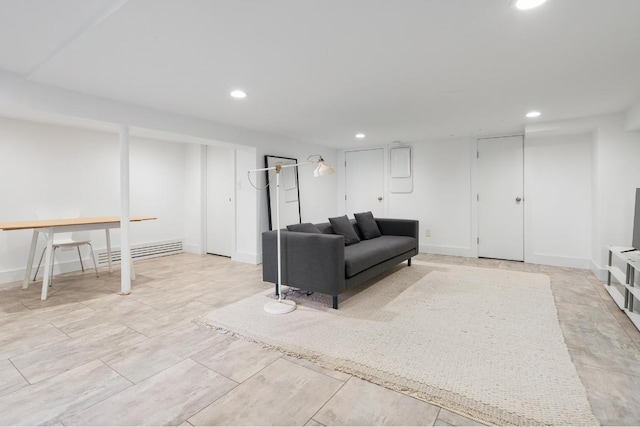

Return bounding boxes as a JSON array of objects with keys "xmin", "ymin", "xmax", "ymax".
[{"xmin": 196, "ymin": 261, "xmax": 598, "ymax": 425}]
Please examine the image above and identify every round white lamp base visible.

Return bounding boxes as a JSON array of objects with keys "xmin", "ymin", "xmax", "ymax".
[{"xmin": 264, "ymin": 299, "xmax": 296, "ymax": 315}]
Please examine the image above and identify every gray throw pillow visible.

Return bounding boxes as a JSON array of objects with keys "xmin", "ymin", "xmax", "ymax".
[
  {"xmin": 328, "ymin": 215, "xmax": 361, "ymax": 246},
  {"xmin": 286, "ymin": 223, "xmax": 321, "ymax": 233},
  {"xmin": 354, "ymin": 211, "xmax": 382, "ymax": 240}
]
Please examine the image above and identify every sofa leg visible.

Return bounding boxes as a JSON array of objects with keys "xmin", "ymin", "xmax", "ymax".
[
  {"xmin": 332, "ymin": 296, "xmax": 338, "ymax": 310},
  {"xmin": 275, "ymin": 283, "xmax": 279, "ymax": 297},
  {"xmin": 408, "ymin": 257, "xmax": 412, "ymax": 267}
]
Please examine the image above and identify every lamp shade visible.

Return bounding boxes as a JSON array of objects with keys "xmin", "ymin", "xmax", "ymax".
[{"xmin": 314, "ymin": 160, "xmax": 335, "ymax": 177}]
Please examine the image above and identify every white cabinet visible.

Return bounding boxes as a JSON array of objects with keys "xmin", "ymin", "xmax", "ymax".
[{"xmin": 606, "ymin": 246, "xmax": 640, "ymax": 331}]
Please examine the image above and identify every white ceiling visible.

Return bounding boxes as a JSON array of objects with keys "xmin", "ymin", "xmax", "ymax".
[{"xmin": 1, "ymin": 0, "xmax": 639, "ymax": 148}]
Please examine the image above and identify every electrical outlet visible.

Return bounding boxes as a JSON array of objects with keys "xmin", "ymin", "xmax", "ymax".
[{"xmin": 425, "ymin": 229, "xmax": 431, "ymax": 237}]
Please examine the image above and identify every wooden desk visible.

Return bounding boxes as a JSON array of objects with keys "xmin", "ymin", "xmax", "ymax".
[{"xmin": 0, "ymin": 216, "xmax": 156, "ymax": 300}]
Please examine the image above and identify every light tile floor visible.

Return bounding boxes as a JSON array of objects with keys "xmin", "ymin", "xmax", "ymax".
[{"xmin": 0, "ymin": 253, "xmax": 638, "ymax": 425}]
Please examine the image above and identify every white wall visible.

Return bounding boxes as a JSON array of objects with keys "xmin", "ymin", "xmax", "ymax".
[
  {"xmin": 183, "ymin": 143, "xmax": 205, "ymax": 254},
  {"xmin": 526, "ymin": 113, "xmax": 640, "ymax": 277},
  {"xmin": 0, "ymin": 116, "xmax": 187, "ymax": 284},
  {"xmin": 235, "ymin": 146, "xmax": 260, "ymax": 263},
  {"xmin": 591, "ymin": 128, "xmax": 601, "ymax": 273},
  {"xmin": 336, "ymin": 134, "xmax": 596, "ymax": 267},
  {"xmin": 524, "ymin": 134, "xmax": 592, "ymax": 268},
  {"xmin": 592, "ymin": 115, "xmax": 640, "ymax": 275},
  {"xmin": 0, "ymin": 115, "xmax": 341, "ymax": 282},
  {"xmin": 387, "ymin": 138, "xmax": 474, "ymax": 256}
]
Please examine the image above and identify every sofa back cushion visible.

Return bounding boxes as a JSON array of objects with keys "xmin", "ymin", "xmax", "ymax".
[
  {"xmin": 286, "ymin": 223, "xmax": 322, "ymax": 233},
  {"xmin": 314, "ymin": 222, "xmax": 335, "ymax": 234},
  {"xmin": 315, "ymin": 219, "xmax": 364, "ymax": 237},
  {"xmin": 354, "ymin": 211, "xmax": 382, "ymax": 240},
  {"xmin": 329, "ymin": 215, "xmax": 361, "ymax": 246}
]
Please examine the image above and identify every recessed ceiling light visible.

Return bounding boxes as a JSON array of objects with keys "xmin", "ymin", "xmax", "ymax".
[
  {"xmin": 355, "ymin": 133, "xmax": 366, "ymax": 139},
  {"xmin": 526, "ymin": 111, "xmax": 541, "ymax": 118},
  {"xmin": 515, "ymin": 0, "xmax": 547, "ymax": 10},
  {"xmin": 230, "ymin": 90, "xmax": 247, "ymax": 99}
]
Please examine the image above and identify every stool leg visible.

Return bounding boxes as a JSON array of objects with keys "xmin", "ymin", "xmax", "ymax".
[
  {"xmin": 33, "ymin": 248, "xmax": 46, "ymax": 281},
  {"xmin": 48, "ymin": 247, "xmax": 57, "ymax": 287},
  {"xmin": 87, "ymin": 243, "xmax": 99, "ymax": 278},
  {"xmin": 77, "ymin": 247, "xmax": 85, "ymax": 272}
]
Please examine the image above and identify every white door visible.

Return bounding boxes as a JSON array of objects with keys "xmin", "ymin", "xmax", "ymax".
[
  {"xmin": 345, "ymin": 149, "xmax": 384, "ymax": 217},
  {"xmin": 206, "ymin": 146, "xmax": 234, "ymax": 257},
  {"xmin": 477, "ymin": 136, "xmax": 524, "ymax": 261}
]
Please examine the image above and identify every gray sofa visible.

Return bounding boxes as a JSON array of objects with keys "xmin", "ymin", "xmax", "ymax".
[{"xmin": 262, "ymin": 218, "xmax": 419, "ymax": 309}]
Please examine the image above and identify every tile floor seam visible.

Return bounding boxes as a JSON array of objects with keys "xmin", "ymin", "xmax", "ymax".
[
  {"xmin": 77, "ymin": 300, "xmax": 103, "ymax": 313},
  {"xmin": 559, "ymin": 320, "xmax": 637, "ymax": 343},
  {"xmin": 213, "ymin": 353, "xmax": 288, "ymax": 386},
  {"xmin": 15, "ymin": 300, "xmax": 31, "ymax": 312},
  {"xmin": 57, "ymin": 387, "xmax": 138, "ymax": 425},
  {"xmin": 114, "ymin": 311, "xmax": 189, "ymax": 338},
  {"xmin": 593, "ymin": 282, "xmax": 640, "ymax": 352},
  {"xmin": 49, "ymin": 324, "xmax": 153, "ymax": 367},
  {"xmin": 188, "ymin": 356, "xmax": 241, "ymax": 386},
  {"xmin": 285, "ymin": 356, "xmax": 355, "ymax": 383},
  {"xmin": 104, "ymin": 353, "xmax": 182, "ymax": 385},
  {"xmin": 7, "ymin": 357, "xmax": 31, "ymax": 387},
  {"xmin": 184, "ymin": 378, "xmax": 246, "ymax": 426},
  {"xmin": 48, "ymin": 321, "xmax": 74, "ymax": 339},
  {"xmin": 431, "ymin": 407, "xmax": 443, "ymax": 426},
  {"xmin": 98, "ymin": 357, "xmax": 137, "ymax": 386},
  {"xmin": 2, "ymin": 328, "xmax": 72, "ymax": 362},
  {"xmin": 574, "ymin": 359, "xmax": 640, "ymax": 379},
  {"xmin": 114, "ymin": 324, "xmax": 153, "ymax": 340},
  {"xmin": 307, "ymin": 375, "xmax": 352, "ymax": 425},
  {"xmin": 53, "ymin": 360, "xmax": 137, "ymax": 426}
]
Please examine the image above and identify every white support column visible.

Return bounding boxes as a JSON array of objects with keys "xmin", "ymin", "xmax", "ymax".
[{"xmin": 120, "ymin": 125, "xmax": 131, "ymax": 295}]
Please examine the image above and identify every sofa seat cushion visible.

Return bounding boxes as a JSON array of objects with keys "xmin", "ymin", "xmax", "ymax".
[{"xmin": 344, "ymin": 235, "xmax": 416, "ymax": 278}]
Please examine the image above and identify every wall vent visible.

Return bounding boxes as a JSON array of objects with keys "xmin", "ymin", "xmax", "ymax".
[{"xmin": 97, "ymin": 240, "xmax": 183, "ymax": 266}]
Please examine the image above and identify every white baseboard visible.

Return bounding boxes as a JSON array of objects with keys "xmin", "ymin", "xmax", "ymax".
[
  {"xmin": 420, "ymin": 246, "xmax": 596, "ymax": 272},
  {"xmin": 232, "ymin": 251, "xmax": 260, "ymax": 265},
  {"xmin": 591, "ymin": 260, "xmax": 607, "ymax": 281},
  {"xmin": 0, "ymin": 258, "xmax": 96, "ymax": 287},
  {"xmin": 0, "ymin": 268, "xmax": 27, "ymax": 288},
  {"xmin": 525, "ymin": 253, "xmax": 592, "ymax": 270},
  {"xmin": 183, "ymin": 243, "xmax": 204, "ymax": 255},
  {"xmin": 0, "ymin": 239, "xmax": 184, "ymax": 286},
  {"xmin": 420, "ymin": 244, "xmax": 473, "ymax": 258}
]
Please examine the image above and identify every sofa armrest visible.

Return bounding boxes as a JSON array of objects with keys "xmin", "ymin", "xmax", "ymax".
[
  {"xmin": 376, "ymin": 218, "xmax": 419, "ymax": 253},
  {"xmin": 262, "ymin": 230, "xmax": 346, "ymax": 295},
  {"xmin": 376, "ymin": 218, "xmax": 419, "ymax": 238}
]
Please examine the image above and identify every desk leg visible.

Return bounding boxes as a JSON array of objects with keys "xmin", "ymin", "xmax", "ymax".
[
  {"xmin": 23, "ymin": 230, "xmax": 39, "ymax": 290},
  {"xmin": 41, "ymin": 230, "xmax": 54, "ymax": 301},
  {"xmin": 105, "ymin": 229, "xmax": 112, "ymax": 273}
]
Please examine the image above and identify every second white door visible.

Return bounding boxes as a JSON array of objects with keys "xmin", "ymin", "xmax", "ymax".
[
  {"xmin": 477, "ymin": 135, "xmax": 524, "ymax": 261},
  {"xmin": 345, "ymin": 149, "xmax": 384, "ymax": 217},
  {"xmin": 206, "ymin": 146, "xmax": 234, "ymax": 257}
]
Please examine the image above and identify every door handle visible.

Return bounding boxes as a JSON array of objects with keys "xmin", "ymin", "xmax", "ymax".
[
  {"xmin": 378, "ymin": 196, "xmax": 383, "ymax": 201},
  {"xmin": 515, "ymin": 197, "xmax": 522, "ymax": 203}
]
